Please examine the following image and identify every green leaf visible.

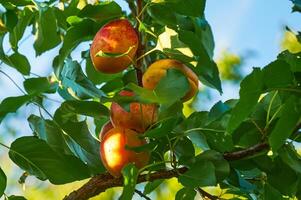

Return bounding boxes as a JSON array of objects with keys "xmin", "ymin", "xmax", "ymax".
[
  {"xmin": 278, "ymin": 50, "xmax": 301, "ymax": 72},
  {"xmin": 269, "ymin": 96, "xmax": 301, "ymax": 151},
  {"xmin": 24, "ymin": 77, "xmax": 58, "ymax": 95},
  {"xmin": 279, "ymin": 144, "xmax": 301, "ymax": 173},
  {"xmin": 9, "ymin": 136, "xmax": 90, "ymax": 184},
  {"xmin": 2, "ymin": 10, "xmax": 18, "ymax": 32},
  {"xmin": 53, "ymin": 19, "xmax": 99, "ymax": 75},
  {"xmin": 199, "ymin": 123, "xmax": 233, "ymax": 152},
  {"xmin": 55, "ymin": 100, "xmax": 109, "ymax": 121},
  {"xmin": 232, "ymin": 122, "xmax": 262, "ymax": 148},
  {"xmin": 263, "ymin": 60, "xmax": 294, "ymax": 89},
  {"xmin": 178, "ymin": 30, "xmax": 222, "ymax": 92},
  {"xmin": 100, "ymin": 77, "xmax": 124, "ymax": 93},
  {"xmin": 197, "ymin": 150, "xmax": 230, "ymax": 182},
  {"xmin": 28, "ymin": 115, "xmax": 71, "ymax": 154},
  {"xmin": 187, "ymin": 130, "xmax": 209, "ymax": 150},
  {"xmin": 84, "ymin": 52, "xmax": 122, "ymax": 85},
  {"xmin": 0, "ymin": 0, "xmax": 32, "ymax": 6},
  {"xmin": 194, "ymin": 18, "xmax": 215, "ymax": 59},
  {"xmin": 29, "ymin": 115, "xmax": 104, "ymax": 174},
  {"xmin": 78, "ymin": 1, "xmax": 122, "ymax": 22},
  {"xmin": 7, "ymin": 196, "xmax": 27, "ymax": 200},
  {"xmin": 163, "ymin": 48, "xmax": 194, "ymax": 63},
  {"xmin": 291, "ymin": 0, "xmax": 301, "ymax": 12},
  {"xmin": 9, "ymin": 7, "xmax": 34, "ymax": 49},
  {"xmin": 60, "ymin": 60, "xmax": 105, "ymax": 99},
  {"xmin": 0, "ymin": 167, "xmax": 6, "ymax": 198},
  {"xmin": 175, "ymin": 187, "xmax": 196, "ymax": 200},
  {"xmin": 8, "ymin": 52, "xmax": 31, "ymax": 75},
  {"xmin": 144, "ymin": 117, "xmax": 180, "ymax": 138},
  {"xmin": 125, "ymin": 142, "xmax": 157, "ymax": 153},
  {"xmin": 174, "ymin": 136, "xmax": 195, "ymax": 159},
  {"xmin": 147, "ymin": 3, "xmax": 177, "ymax": 27},
  {"xmin": 267, "ymin": 158, "xmax": 299, "ymax": 196},
  {"xmin": 122, "ymin": 69, "xmax": 138, "ymax": 85},
  {"xmin": 264, "ymin": 184, "xmax": 283, "ymax": 200},
  {"xmin": 227, "ymin": 68, "xmax": 264, "ymax": 133},
  {"xmin": 95, "ymin": 45, "xmax": 135, "ymax": 58},
  {"xmin": 54, "ymin": 119, "xmax": 99, "ymax": 156},
  {"xmin": 0, "ymin": 95, "xmax": 31, "ymax": 123},
  {"xmin": 53, "ymin": 107, "xmax": 103, "ymax": 173},
  {"xmin": 120, "ymin": 164, "xmax": 139, "ymax": 200},
  {"xmin": 170, "ymin": 0, "xmax": 205, "ymax": 17},
  {"xmin": 154, "ymin": 69, "xmax": 190, "ymax": 106},
  {"xmin": 208, "ymin": 101, "xmax": 230, "ymax": 122},
  {"xmin": 34, "ymin": 6, "xmax": 61, "ymax": 55},
  {"xmin": 143, "ymin": 179, "xmax": 164, "ymax": 195},
  {"xmin": 125, "ymin": 83, "xmax": 158, "ymax": 104},
  {"xmin": 179, "ymin": 160, "xmax": 216, "ymax": 187}
]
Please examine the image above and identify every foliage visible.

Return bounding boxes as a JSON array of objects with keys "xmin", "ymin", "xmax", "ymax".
[
  {"xmin": 216, "ymin": 51, "xmax": 242, "ymax": 81},
  {"xmin": 0, "ymin": 0, "xmax": 300, "ymax": 199}
]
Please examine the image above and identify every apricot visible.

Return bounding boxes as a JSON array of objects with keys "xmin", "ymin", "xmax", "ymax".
[
  {"xmin": 100, "ymin": 127, "xmax": 149, "ymax": 177},
  {"xmin": 142, "ymin": 59, "xmax": 199, "ymax": 101},
  {"xmin": 90, "ymin": 19, "xmax": 138, "ymax": 74},
  {"xmin": 110, "ymin": 90, "xmax": 158, "ymax": 133},
  {"xmin": 99, "ymin": 121, "xmax": 114, "ymax": 141}
]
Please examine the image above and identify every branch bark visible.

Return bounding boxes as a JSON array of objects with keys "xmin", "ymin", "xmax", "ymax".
[
  {"xmin": 63, "ymin": 168, "xmax": 187, "ymax": 200},
  {"xmin": 197, "ymin": 187, "xmax": 219, "ymax": 200},
  {"xmin": 135, "ymin": 0, "xmax": 144, "ymax": 86},
  {"xmin": 223, "ymin": 142, "xmax": 269, "ymax": 161},
  {"xmin": 63, "ymin": 142, "xmax": 269, "ymax": 200}
]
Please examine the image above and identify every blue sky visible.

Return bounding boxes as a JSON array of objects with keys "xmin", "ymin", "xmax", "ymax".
[{"xmin": 207, "ymin": 0, "xmax": 300, "ymax": 71}]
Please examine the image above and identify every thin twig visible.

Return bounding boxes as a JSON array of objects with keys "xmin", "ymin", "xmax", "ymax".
[
  {"xmin": 197, "ymin": 188, "xmax": 219, "ymax": 200},
  {"xmin": 0, "ymin": 70, "xmax": 26, "ymax": 94},
  {"xmin": 135, "ymin": 0, "xmax": 144, "ymax": 86},
  {"xmin": 223, "ymin": 142, "xmax": 269, "ymax": 161},
  {"xmin": 134, "ymin": 189, "xmax": 151, "ymax": 200}
]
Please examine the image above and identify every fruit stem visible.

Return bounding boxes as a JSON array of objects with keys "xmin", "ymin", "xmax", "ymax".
[{"xmin": 135, "ymin": 0, "xmax": 144, "ymax": 86}]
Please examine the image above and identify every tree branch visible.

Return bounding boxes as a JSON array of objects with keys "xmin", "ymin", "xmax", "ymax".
[
  {"xmin": 223, "ymin": 142, "xmax": 269, "ymax": 161},
  {"xmin": 134, "ymin": 189, "xmax": 151, "ymax": 200},
  {"xmin": 196, "ymin": 188, "xmax": 219, "ymax": 200},
  {"xmin": 63, "ymin": 142, "xmax": 270, "ymax": 200},
  {"xmin": 135, "ymin": 0, "xmax": 144, "ymax": 86},
  {"xmin": 63, "ymin": 168, "xmax": 187, "ymax": 200}
]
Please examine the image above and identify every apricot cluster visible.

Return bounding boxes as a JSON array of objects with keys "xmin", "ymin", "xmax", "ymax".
[{"xmin": 90, "ymin": 19, "xmax": 199, "ymax": 177}]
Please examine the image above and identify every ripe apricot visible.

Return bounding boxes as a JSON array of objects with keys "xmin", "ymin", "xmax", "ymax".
[
  {"xmin": 90, "ymin": 19, "xmax": 138, "ymax": 73},
  {"xmin": 142, "ymin": 59, "xmax": 199, "ymax": 101},
  {"xmin": 110, "ymin": 90, "xmax": 158, "ymax": 133},
  {"xmin": 99, "ymin": 121, "xmax": 114, "ymax": 141},
  {"xmin": 100, "ymin": 127, "xmax": 149, "ymax": 177}
]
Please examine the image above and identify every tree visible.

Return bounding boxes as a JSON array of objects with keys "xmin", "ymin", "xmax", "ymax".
[{"xmin": 0, "ymin": 0, "xmax": 300, "ymax": 200}]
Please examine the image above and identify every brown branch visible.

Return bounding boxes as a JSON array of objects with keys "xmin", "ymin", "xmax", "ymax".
[
  {"xmin": 135, "ymin": 0, "xmax": 144, "ymax": 86},
  {"xmin": 135, "ymin": 189, "xmax": 151, "ymax": 200},
  {"xmin": 63, "ymin": 142, "xmax": 270, "ymax": 200},
  {"xmin": 63, "ymin": 168, "xmax": 187, "ymax": 200},
  {"xmin": 223, "ymin": 142, "xmax": 269, "ymax": 161},
  {"xmin": 197, "ymin": 188, "xmax": 219, "ymax": 200}
]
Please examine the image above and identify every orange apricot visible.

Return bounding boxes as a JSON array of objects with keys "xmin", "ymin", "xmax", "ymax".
[
  {"xmin": 142, "ymin": 59, "xmax": 199, "ymax": 101},
  {"xmin": 90, "ymin": 19, "xmax": 138, "ymax": 73},
  {"xmin": 100, "ymin": 127, "xmax": 149, "ymax": 177},
  {"xmin": 110, "ymin": 90, "xmax": 158, "ymax": 133}
]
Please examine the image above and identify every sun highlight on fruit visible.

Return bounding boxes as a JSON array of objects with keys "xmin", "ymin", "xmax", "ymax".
[
  {"xmin": 90, "ymin": 19, "xmax": 138, "ymax": 74},
  {"xmin": 142, "ymin": 59, "xmax": 199, "ymax": 101},
  {"xmin": 100, "ymin": 127, "xmax": 149, "ymax": 177}
]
